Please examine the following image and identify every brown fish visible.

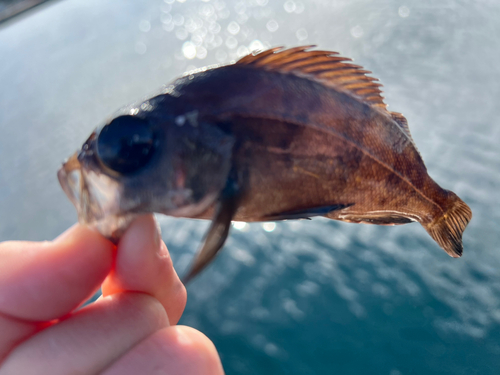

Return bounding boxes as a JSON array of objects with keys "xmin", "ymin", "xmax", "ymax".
[{"xmin": 58, "ymin": 46, "xmax": 472, "ymax": 281}]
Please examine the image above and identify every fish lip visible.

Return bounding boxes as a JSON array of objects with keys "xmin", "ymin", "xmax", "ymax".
[
  {"xmin": 58, "ymin": 151, "xmax": 120, "ymax": 225},
  {"xmin": 58, "ymin": 152, "xmax": 82, "ymax": 209},
  {"xmin": 58, "ymin": 153, "xmax": 133, "ymax": 240}
]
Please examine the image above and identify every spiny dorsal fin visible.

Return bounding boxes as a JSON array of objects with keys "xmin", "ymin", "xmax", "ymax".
[
  {"xmin": 390, "ymin": 112, "xmax": 411, "ymax": 138},
  {"xmin": 390, "ymin": 111, "xmax": 420, "ymax": 154},
  {"xmin": 236, "ymin": 46, "xmax": 387, "ymax": 111}
]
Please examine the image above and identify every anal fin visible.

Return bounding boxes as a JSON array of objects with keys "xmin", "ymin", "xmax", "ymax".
[
  {"xmin": 263, "ymin": 203, "xmax": 351, "ymax": 221},
  {"xmin": 183, "ymin": 178, "xmax": 240, "ymax": 283}
]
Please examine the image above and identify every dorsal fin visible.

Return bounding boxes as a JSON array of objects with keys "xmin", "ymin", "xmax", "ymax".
[
  {"xmin": 236, "ymin": 46, "xmax": 387, "ymax": 111},
  {"xmin": 390, "ymin": 112, "xmax": 410, "ymax": 137},
  {"xmin": 390, "ymin": 111, "xmax": 420, "ymax": 154}
]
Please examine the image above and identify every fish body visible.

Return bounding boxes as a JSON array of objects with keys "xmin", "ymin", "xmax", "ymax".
[{"xmin": 58, "ymin": 46, "xmax": 472, "ymax": 280}]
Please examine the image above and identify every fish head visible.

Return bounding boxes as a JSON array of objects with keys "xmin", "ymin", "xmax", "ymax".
[{"xmin": 58, "ymin": 95, "xmax": 234, "ymax": 241}]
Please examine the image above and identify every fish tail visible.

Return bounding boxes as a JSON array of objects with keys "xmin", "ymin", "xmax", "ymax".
[{"xmin": 423, "ymin": 192, "xmax": 472, "ymax": 257}]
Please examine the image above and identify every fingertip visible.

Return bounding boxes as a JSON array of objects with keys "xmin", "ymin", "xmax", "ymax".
[
  {"xmin": 172, "ymin": 326, "xmax": 223, "ymax": 371},
  {"xmin": 118, "ymin": 214, "xmax": 162, "ymax": 257},
  {"xmin": 103, "ymin": 325, "xmax": 224, "ymax": 375},
  {"xmin": 164, "ymin": 258, "xmax": 187, "ymax": 324},
  {"xmin": 102, "ymin": 215, "xmax": 160, "ymax": 298},
  {"xmin": 54, "ymin": 223, "xmax": 114, "ymax": 248},
  {"xmin": 102, "ymin": 215, "xmax": 187, "ymax": 324},
  {"xmin": 55, "ymin": 224, "xmax": 116, "ymax": 259},
  {"xmin": 53, "ymin": 223, "xmax": 79, "ymax": 243}
]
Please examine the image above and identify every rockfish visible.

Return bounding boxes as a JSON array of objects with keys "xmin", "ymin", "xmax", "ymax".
[{"xmin": 58, "ymin": 46, "xmax": 472, "ymax": 281}]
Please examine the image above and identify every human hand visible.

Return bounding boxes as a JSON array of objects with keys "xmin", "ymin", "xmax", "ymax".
[{"xmin": 0, "ymin": 215, "xmax": 224, "ymax": 374}]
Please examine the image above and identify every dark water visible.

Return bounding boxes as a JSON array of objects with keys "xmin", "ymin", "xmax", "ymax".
[{"xmin": 1, "ymin": 0, "xmax": 499, "ymax": 374}]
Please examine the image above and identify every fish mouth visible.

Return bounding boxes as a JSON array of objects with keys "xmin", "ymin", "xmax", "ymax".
[
  {"xmin": 57, "ymin": 153, "xmax": 83, "ymax": 209},
  {"xmin": 58, "ymin": 152, "xmax": 222, "ymax": 242},
  {"xmin": 58, "ymin": 152, "xmax": 136, "ymax": 242}
]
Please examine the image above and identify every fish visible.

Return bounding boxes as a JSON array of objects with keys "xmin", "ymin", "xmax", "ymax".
[{"xmin": 58, "ymin": 46, "xmax": 472, "ymax": 282}]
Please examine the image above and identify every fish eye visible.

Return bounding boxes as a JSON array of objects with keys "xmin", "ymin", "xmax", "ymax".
[{"xmin": 96, "ymin": 116, "xmax": 155, "ymax": 174}]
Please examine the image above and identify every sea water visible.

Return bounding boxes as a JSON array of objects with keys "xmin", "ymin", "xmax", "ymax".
[{"xmin": 0, "ymin": 0, "xmax": 499, "ymax": 374}]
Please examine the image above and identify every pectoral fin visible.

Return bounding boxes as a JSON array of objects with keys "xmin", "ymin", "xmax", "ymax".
[
  {"xmin": 263, "ymin": 204, "xmax": 351, "ymax": 221},
  {"xmin": 183, "ymin": 178, "xmax": 240, "ymax": 283}
]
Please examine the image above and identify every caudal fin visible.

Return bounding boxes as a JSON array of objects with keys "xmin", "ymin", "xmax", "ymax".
[{"xmin": 424, "ymin": 192, "xmax": 472, "ymax": 257}]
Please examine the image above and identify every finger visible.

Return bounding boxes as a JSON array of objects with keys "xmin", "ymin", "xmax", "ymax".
[
  {"xmin": 0, "ymin": 224, "xmax": 114, "ymax": 322},
  {"xmin": 103, "ymin": 326, "xmax": 224, "ymax": 375},
  {"xmin": 101, "ymin": 215, "xmax": 187, "ymax": 325},
  {"xmin": 0, "ymin": 293, "xmax": 169, "ymax": 375}
]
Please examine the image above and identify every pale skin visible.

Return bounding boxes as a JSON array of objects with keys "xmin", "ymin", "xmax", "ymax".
[{"xmin": 0, "ymin": 215, "xmax": 224, "ymax": 374}]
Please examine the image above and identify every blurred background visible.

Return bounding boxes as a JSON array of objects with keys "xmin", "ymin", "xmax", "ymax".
[{"xmin": 1, "ymin": 0, "xmax": 499, "ymax": 374}]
